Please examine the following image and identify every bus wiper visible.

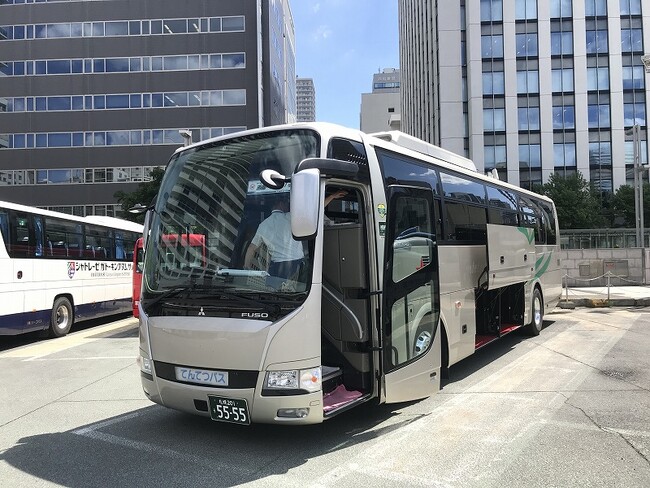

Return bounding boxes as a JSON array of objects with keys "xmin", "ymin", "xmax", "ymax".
[
  {"xmin": 141, "ymin": 284, "xmax": 203, "ymax": 309},
  {"xmin": 208, "ymin": 287, "xmax": 282, "ymax": 314}
]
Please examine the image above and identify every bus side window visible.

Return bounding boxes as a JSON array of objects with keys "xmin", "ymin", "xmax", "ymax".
[
  {"xmin": 9, "ymin": 212, "xmax": 34, "ymax": 258},
  {"xmin": 0, "ymin": 210, "xmax": 10, "ymax": 253}
]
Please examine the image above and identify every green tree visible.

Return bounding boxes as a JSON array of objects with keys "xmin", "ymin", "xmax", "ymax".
[
  {"xmin": 538, "ymin": 172, "xmax": 605, "ymax": 229},
  {"xmin": 610, "ymin": 183, "xmax": 650, "ymax": 228},
  {"xmin": 114, "ymin": 167, "xmax": 165, "ymax": 223}
]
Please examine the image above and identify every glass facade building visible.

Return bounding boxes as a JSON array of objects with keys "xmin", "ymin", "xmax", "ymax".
[
  {"xmin": 399, "ymin": 0, "xmax": 649, "ymax": 192},
  {"xmin": 0, "ymin": 0, "xmax": 296, "ymax": 216}
]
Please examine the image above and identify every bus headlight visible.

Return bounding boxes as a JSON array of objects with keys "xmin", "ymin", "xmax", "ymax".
[
  {"xmin": 265, "ymin": 367, "xmax": 321, "ymax": 392},
  {"xmin": 138, "ymin": 355, "xmax": 152, "ymax": 375}
]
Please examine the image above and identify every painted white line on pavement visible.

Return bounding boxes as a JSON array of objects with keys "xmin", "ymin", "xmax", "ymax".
[{"xmin": 72, "ymin": 412, "xmax": 253, "ymax": 475}]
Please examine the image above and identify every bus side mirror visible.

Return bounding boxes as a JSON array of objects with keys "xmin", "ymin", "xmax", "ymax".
[{"xmin": 291, "ymin": 168, "xmax": 321, "ymax": 240}]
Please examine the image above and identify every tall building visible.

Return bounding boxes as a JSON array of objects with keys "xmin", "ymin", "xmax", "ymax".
[
  {"xmin": 0, "ymin": 0, "xmax": 295, "ymax": 216},
  {"xmin": 296, "ymin": 77, "xmax": 316, "ymax": 122},
  {"xmin": 360, "ymin": 68, "xmax": 401, "ymax": 133},
  {"xmin": 399, "ymin": 0, "xmax": 650, "ymax": 192}
]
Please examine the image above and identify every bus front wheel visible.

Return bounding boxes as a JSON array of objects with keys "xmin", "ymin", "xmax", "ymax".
[
  {"xmin": 525, "ymin": 288, "xmax": 543, "ymax": 336},
  {"xmin": 49, "ymin": 297, "xmax": 74, "ymax": 338}
]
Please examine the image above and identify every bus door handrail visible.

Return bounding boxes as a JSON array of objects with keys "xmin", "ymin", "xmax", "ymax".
[{"xmin": 322, "ymin": 284, "xmax": 364, "ymax": 341}]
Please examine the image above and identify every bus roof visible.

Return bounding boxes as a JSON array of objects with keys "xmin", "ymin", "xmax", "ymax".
[{"xmin": 168, "ymin": 122, "xmax": 554, "ymax": 206}]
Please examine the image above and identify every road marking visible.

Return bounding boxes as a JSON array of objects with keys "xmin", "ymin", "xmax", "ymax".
[
  {"xmin": 0, "ymin": 317, "xmax": 137, "ymax": 360},
  {"xmin": 72, "ymin": 412, "xmax": 253, "ymax": 475}
]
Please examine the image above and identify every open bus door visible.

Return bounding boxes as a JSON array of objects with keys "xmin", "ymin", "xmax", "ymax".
[{"xmin": 381, "ymin": 185, "xmax": 441, "ymax": 403}]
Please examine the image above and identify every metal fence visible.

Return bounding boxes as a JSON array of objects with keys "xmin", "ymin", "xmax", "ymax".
[{"xmin": 561, "ymin": 228, "xmax": 649, "ymax": 249}]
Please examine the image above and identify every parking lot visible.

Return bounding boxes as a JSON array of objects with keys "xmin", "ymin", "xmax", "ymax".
[{"xmin": 1, "ymin": 307, "xmax": 649, "ymax": 487}]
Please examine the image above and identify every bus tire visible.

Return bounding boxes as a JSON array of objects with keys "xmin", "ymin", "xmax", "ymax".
[
  {"xmin": 526, "ymin": 288, "xmax": 543, "ymax": 336},
  {"xmin": 49, "ymin": 297, "xmax": 74, "ymax": 338}
]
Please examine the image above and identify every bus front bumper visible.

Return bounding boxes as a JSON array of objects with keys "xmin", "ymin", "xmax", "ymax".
[{"xmin": 141, "ymin": 372, "xmax": 325, "ymax": 425}]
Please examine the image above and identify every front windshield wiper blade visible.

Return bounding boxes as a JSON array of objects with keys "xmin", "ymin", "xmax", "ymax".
[
  {"xmin": 206, "ymin": 287, "xmax": 284, "ymax": 314},
  {"xmin": 141, "ymin": 284, "xmax": 203, "ymax": 310},
  {"xmin": 143, "ymin": 284, "xmax": 289, "ymax": 314}
]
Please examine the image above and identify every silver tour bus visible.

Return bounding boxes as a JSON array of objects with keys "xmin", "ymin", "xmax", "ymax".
[{"xmin": 137, "ymin": 123, "xmax": 561, "ymax": 425}]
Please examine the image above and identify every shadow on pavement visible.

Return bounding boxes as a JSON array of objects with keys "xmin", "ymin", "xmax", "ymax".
[{"xmin": 0, "ymin": 401, "xmax": 429, "ymax": 487}]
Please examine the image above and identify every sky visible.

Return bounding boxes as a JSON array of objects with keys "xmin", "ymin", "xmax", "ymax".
[{"xmin": 290, "ymin": 1, "xmax": 399, "ymax": 129}]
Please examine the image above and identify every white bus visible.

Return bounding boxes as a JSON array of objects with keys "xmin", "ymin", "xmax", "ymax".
[
  {"xmin": 137, "ymin": 123, "xmax": 561, "ymax": 425},
  {"xmin": 0, "ymin": 201, "xmax": 142, "ymax": 337}
]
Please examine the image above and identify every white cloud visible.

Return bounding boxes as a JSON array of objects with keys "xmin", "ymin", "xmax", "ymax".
[
  {"xmin": 312, "ymin": 24, "xmax": 332, "ymax": 41},
  {"xmin": 313, "ymin": 3, "xmax": 320, "ymax": 13}
]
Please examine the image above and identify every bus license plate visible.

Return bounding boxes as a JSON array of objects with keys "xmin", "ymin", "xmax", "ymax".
[{"xmin": 208, "ymin": 396, "xmax": 250, "ymax": 425}]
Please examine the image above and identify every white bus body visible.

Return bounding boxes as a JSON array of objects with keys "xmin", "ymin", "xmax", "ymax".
[
  {"xmin": 138, "ymin": 123, "xmax": 561, "ymax": 425},
  {"xmin": 0, "ymin": 201, "xmax": 142, "ymax": 337}
]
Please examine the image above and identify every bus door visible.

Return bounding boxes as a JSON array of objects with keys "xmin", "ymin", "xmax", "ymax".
[{"xmin": 382, "ymin": 186, "xmax": 441, "ymax": 403}]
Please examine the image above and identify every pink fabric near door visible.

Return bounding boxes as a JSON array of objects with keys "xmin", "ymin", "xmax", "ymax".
[{"xmin": 323, "ymin": 384, "xmax": 363, "ymax": 412}]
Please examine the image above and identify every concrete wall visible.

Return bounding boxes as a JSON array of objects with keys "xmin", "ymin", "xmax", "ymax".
[{"xmin": 560, "ymin": 249, "xmax": 650, "ymax": 287}]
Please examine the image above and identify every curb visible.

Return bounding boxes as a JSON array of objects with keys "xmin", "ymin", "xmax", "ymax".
[{"xmin": 560, "ymin": 298, "xmax": 650, "ymax": 308}]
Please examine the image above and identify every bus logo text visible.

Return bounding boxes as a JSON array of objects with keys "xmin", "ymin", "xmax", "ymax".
[{"xmin": 241, "ymin": 312, "xmax": 269, "ymax": 318}]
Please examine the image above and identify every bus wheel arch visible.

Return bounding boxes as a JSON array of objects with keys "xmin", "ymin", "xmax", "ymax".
[
  {"xmin": 526, "ymin": 286, "xmax": 544, "ymax": 336},
  {"xmin": 49, "ymin": 295, "xmax": 74, "ymax": 338}
]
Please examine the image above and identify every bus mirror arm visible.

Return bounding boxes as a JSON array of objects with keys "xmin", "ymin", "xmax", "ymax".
[{"xmin": 295, "ymin": 158, "xmax": 359, "ymax": 179}]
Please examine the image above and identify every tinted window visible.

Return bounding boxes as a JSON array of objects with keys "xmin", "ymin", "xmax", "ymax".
[
  {"xmin": 376, "ymin": 149, "xmax": 439, "ymax": 194},
  {"xmin": 444, "ymin": 201, "xmax": 487, "ymax": 242},
  {"xmin": 440, "ymin": 172, "xmax": 486, "ymax": 204}
]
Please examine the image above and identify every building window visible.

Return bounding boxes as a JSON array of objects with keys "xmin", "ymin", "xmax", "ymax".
[
  {"xmin": 624, "ymin": 102, "xmax": 646, "ymax": 127},
  {"xmin": 552, "ymin": 68, "xmax": 574, "ymax": 92},
  {"xmin": 517, "ymin": 70, "xmax": 539, "ymax": 94},
  {"xmin": 481, "ymin": 35, "xmax": 504, "ymax": 58},
  {"xmin": 550, "ymin": 0, "xmax": 572, "ymax": 18},
  {"xmin": 586, "ymin": 29, "xmax": 608, "ymax": 54},
  {"xmin": 620, "ymin": 0, "xmax": 641, "ymax": 15},
  {"xmin": 622, "ymin": 65, "xmax": 645, "ymax": 90},
  {"xmin": 518, "ymin": 107, "xmax": 540, "ymax": 131},
  {"xmin": 515, "ymin": 0, "xmax": 537, "ymax": 20},
  {"xmin": 554, "ymin": 142, "xmax": 576, "ymax": 168},
  {"xmin": 480, "ymin": 0, "xmax": 503, "ymax": 21},
  {"xmin": 484, "ymin": 145, "xmax": 507, "ymax": 171},
  {"xmin": 483, "ymin": 71, "xmax": 505, "ymax": 95},
  {"xmin": 519, "ymin": 144, "xmax": 541, "ymax": 168},
  {"xmin": 587, "ymin": 67, "xmax": 609, "ymax": 91},
  {"xmin": 552, "ymin": 105, "xmax": 575, "ymax": 129},
  {"xmin": 585, "ymin": 0, "xmax": 607, "ymax": 17},
  {"xmin": 483, "ymin": 108, "xmax": 506, "ymax": 131},
  {"xmin": 551, "ymin": 31, "xmax": 573, "ymax": 55},
  {"xmin": 516, "ymin": 33, "xmax": 538, "ymax": 57},
  {"xmin": 621, "ymin": 28, "xmax": 643, "ymax": 53},
  {"xmin": 588, "ymin": 103, "xmax": 611, "ymax": 128},
  {"xmin": 589, "ymin": 141, "xmax": 612, "ymax": 167}
]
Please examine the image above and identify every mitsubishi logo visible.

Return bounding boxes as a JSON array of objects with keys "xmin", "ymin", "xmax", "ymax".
[{"xmin": 198, "ymin": 307, "xmax": 206, "ymax": 316}]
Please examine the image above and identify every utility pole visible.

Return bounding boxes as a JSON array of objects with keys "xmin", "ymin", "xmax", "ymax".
[{"xmin": 626, "ymin": 124, "xmax": 642, "ymax": 247}]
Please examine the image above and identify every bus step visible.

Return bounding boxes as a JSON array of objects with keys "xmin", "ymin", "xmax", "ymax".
[
  {"xmin": 475, "ymin": 324, "xmax": 522, "ymax": 349},
  {"xmin": 322, "ymin": 365, "xmax": 342, "ymax": 393}
]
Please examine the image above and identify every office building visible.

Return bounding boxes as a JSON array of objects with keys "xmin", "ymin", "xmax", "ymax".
[
  {"xmin": 296, "ymin": 77, "xmax": 316, "ymax": 123},
  {"xmin": 399, "ymin": 0, "xmax": 649, "ymax": 191},
  {"xmin": 0, "ymin": 0, "xmax": 295, "ymax": 216},
  {"xmin": 360, "ymin": 68, "xmax": 401, "ymax": 133}
]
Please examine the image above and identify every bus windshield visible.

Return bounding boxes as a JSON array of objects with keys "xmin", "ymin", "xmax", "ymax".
[{"xmin": 142, "ymin": 129, "xmax": 320, "ymax": 311}]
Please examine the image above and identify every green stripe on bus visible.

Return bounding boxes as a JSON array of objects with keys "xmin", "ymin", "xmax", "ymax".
[{"xmin": 517, "ymin": 227, "xmax": 534, "ymax": 244}]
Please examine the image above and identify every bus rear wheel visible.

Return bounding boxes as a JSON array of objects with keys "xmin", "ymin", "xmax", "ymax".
[
  {"xmin": 525, "ymin": 288, "xmax": 543, "ymax": 336},
  {"xmin": 49, "ymin": 297, "xmax": 74, "ymax": 338}
]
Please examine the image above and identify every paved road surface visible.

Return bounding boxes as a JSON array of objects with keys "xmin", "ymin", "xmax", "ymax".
[{"xmin": 0, "ymin": 307, "xmax": 649, "ymax": 487}]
